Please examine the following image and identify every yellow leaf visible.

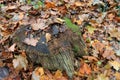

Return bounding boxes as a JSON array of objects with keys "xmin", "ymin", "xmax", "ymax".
[
  {"xmin": 86, "ymin": 26, "xmax": 96, "ymax": 34},
  {"xmin": 109, "ymin": 61, "xmax": 120, "ymax": 71},
  {"xmin": 45, "ymin": 33, "xmax": 51, "ymax": 42},
  {"xmin": 114, "ymin": 72, "xmax": 120, "ymax": 80},
  {"xmin": 54, "ymin": 70, "xmax": 63, "ymax": 79}
]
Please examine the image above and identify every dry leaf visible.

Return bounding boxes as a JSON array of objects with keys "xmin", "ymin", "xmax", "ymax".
[
  {"xmin": 109, "ymin": 61, "xmax": 120, "ymax": 71},
  {"xmin": 86, "ymin": 26, "xmax": 96, "ymax": 34},
  {"xmin": 45, "ymin": 2, "xmax": 56, "ymax": 9},
  {"xmin": 95, "ymin": 74, "xmax": 109, "ymax": 80},
  {"xmin": 74, "ymin": 2, "xmax": 83, "ymax": 6},
  {"xmin": 7, "ymin": 5, "xmax": 17, "ymax": 10},
  {"xmin": 45, "ymin": 33, "xmax": 51, "ymax": 42},
  {"xmin": 12, "ymin": 54, "xmax": 28, "ymax": 71},
  {"xmin": 109, "ymin": 28, "xmax": 120, "ymax": 40},
  {"xmin": 54, "ymin": 70, "xmax": 63, "ymax": 79},
  {"xmin": 31, "ymin": 19, "xmax": 47, "ymax": 30},
  {"xmin": 83, "ymin": 56, "xmax": 98, "ymax": 61},
  {"xmin": 8, "ymin": 43, "xmax": 16, "ymax": 52},
  {"xmin": 23, "ymin": 38, "xmax": 38, "ymax": 46},
  {"xmin": 32, "ymin": 67, "xmax": 44, "ymax": 80},
  {"xmin": 78, "ymin": 62, "xmax": 91, "ymax": 76},
  {"xmin": 40, "ymin": 75, "xmax": 49, "ymax": 80},
  {"xmin": 102, "ymin": 46, "xmax": 115, "ymax": 59},
  {"xmin": 20, "ymin": 5, "xmax": 31, "ymax": 11},
  {"xmin": 92, "ymin": 40, "xmax": 105, "ymax": 53},
  {"xmin": 114, "ymin": 72, "xmax": 120, "ymax": 80},
  {"xmin": 108, "ymin": 13, "xmax": 115, "ymax": 20}
]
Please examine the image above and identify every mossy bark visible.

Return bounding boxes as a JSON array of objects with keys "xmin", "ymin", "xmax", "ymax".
[{"xmin": 13, "ymin": 25, "xmax": 88, "ymax": 79}]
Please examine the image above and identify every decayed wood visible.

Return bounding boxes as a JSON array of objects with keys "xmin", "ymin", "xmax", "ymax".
[{"xmin": 12, "ymin": 24, "xmax": 88, "ymax": 79}]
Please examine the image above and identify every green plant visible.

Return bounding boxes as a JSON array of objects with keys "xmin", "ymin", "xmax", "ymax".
[
  {"xmin": 28, "ymin": 0, "xmax": 44, "ymax": 9},
  {"xmin": 64, "ymin": 17, "xmax": 81, "ymax": 35}
]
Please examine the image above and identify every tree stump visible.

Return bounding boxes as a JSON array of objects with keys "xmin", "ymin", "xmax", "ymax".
[{"xmin": 12, "ymin": 23, "xmax": 88, "ymax": 79}]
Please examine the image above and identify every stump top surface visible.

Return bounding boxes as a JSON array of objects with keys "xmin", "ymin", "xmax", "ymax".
[{"xmin": 13, "ymin": 23, "xmax": 83, "ymax": 56}]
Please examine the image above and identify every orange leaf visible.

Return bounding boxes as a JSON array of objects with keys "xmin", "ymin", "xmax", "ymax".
[
  {"xmin": 45, "ymin": 2, "xmax": 55, "ymax": 9},
  {"xmin": 35, "ymin": 67, "xmax": 44, "ymax": 76},
  {"xmin": 92, "ymin": 40, "xmax": 105, "ymax": 53},
  {"xmin": 54, "ymin": 70, "xmax": 63, "ymax": 79},
  {"xmin": 40, "ymin": 75, "xmax": 49, "ymax": 80},
  {"xmin": 83, "ymin": 56, "xmax": 98, "ymax": 62},
  {"xmin": 78, "ymin": 62, "xmax": 91, "ymax": 76}
]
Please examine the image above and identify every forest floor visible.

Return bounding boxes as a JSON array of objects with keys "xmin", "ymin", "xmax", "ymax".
[{"xmin": 0, "ymin": 0, "xmax": 120, "ymax": 80}]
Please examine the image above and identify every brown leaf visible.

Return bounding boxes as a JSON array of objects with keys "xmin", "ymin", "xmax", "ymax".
[
  {"xmin": 45, "ymin": 33, "xmax": 51, "ymax": 42},
  {"xmin": 23, "ymin": 38, "xmax": 38, "ymax": 46},
  {"xmin": 114, "ymin": 72, "xmax": 120, "ymax": 80},
  {"xmin": 109, "ymin": 28, "xmax": 120, "ymax": 40},
  {"xmin": 45, "ymin": 2, "xmax": 56, "ymax": 9},
  {"xmin": 35, "ymin": 67, "xmax": 44, "ymax": 76},
  {"xmin": 78, "ymin": 62, "xmax": 91, "ymax": 76},
  {"xmin": 54, "ymin": 70, "xmax": 63, "ymax": 79},
  {"xmin": 83, "ymin": 56, "xmax": 98, "ymax": 62},
  {"xmin": 20, "ymin": 5, "xmax": 31, "ymax": 11},
  {"xmin": 8, "ymin": 43, "xmax": 16, "ymax": 52},
  {"xmin": 40, "ymin": 75, "xmax": 49, "ymax": 80},
  {"xmin": 74, "ymin": 1, "xmax": 84, "ymax": 6},
  {"xmin": 31, "ymin": 19, "xmax": 47, "ymax": 30},
  {"xmin": 32, "ymin": 67, "xmax": 44, "ymax": 80},
  {"xmin": 92, "ymin": 40, "xmax": 105, "ymax": 53},
  {"xmin": 108, "ymin": 13, "xmax": 115, "ymax": 20},
  {"xmin": 102, "ymin": 46, "xmax": 115, "ymax": 59},
  {"xmin": 12, "ymin": 55, "xmax": 28, "ymax": 71}
]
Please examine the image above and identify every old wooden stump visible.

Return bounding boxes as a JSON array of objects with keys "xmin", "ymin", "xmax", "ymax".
[{"xmin": 13, "ymin": 23, "xmax": 88, "ymax": 79}]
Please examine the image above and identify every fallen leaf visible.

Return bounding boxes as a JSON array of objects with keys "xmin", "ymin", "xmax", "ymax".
[
  {"xmin": 20, "ymin": 5, "xmax": 31, "ymax": 11},
  {"xmin": 95, "ymin": 74, "xmax": 109, "ymax": 80},
  {"xmin": 78, "ymin": 62, "xmax": 91, "ymax": 76},
  {"xmin": 108, "ymin": 13, "xmax": 115, "ymax": 20},
  {"xmin": 23, "ymin": 38, "xmax": 38, "ymax": 46},
  {"xmin": 7, "ymin": 5, "xmax": 17, "ymax": 10},
  {"xmin": 45, "ymin": 2, "xmax": 55, "ymax": 9},
  {"xmin": 92, "ymin": 40, "xmax": 105, "ymax": 53},
  {"xmin": 83, "ymin": 56, "xmax": 98, "ymax": 62},
  {"xmin": 109, "ymin": 28, "xmax": 120, "ymax": 40},
  {"xmin": 56, "ymin": 18, "xmax": 65, "ymax": 23},
  {"xmin": 8, "ymin": 43, "xmax": 16, "ymax": 52},
  {"xmin": 114, "ymin": 72, "xmax": 120, "ymax": 80},
  {"xmin": 54, "ymin": 70, "xmax": 63, "ymax": 79},
  {"xmin": 32, "ymin": 67, "xmax": 45, "ymax": 80},
  {"xmin": 74, "ymin": 1, "xmax": 83, "ymax": 6},
  {"xmin": 45, "ymin": 33, "xmax": 51, "ymax": 42},
  {"xmin": 12, "ymin": 54, "xmax": 28, "ymax": 71},
  {"xmin": 40, "ymin": 75, "xmax": 49, "ymax": 80},
  {"xmin": 92, "ymin": 0, "xmax": 104, "ymax": 5},
  {"xmin": 102, "ymin": 46, "xmax": 115, "ymax": 59},
  {"xmin": 86, "ymin": 26, "xmax": 96, "ymax": 34},
  {"xmin": 35, "ymin": 67, "xmax": 44, "ymax": 76},
  {"xmin": 109, "ymin": 61, "xmax": 120, "ymax": 71},
  {"xmin": 31, "ymin": 19, "xmax": 47, "ymax": 30}
]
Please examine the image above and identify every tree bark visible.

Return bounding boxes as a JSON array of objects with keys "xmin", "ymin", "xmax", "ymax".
[{"xmin": 13, "ymin": 25, "xmax": 88, "ymax": 79}]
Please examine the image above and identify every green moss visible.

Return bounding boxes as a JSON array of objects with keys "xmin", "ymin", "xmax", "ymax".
[
  {"xmin": 73, "ymin": 45, "xmax": 80, "ymax": 53},
  {"xmin": 64, "ymin": 17, "xmax": 81, "ymax": 35}
]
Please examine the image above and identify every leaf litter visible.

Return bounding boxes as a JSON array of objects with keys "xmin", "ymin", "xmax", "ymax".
[{"xmin": 0, "ymin": 0, "xmax": 120, "ymax": 80}]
